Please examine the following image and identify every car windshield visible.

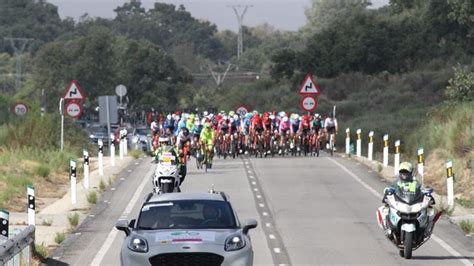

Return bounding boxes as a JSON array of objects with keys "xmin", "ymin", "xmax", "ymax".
[
  {"xmin": 137, "ymin": 200, "xmax": 237, "ymax": 230},
  {"xmin": 136, "ymin": 128, "xmax": 149, "ymax": 135}
]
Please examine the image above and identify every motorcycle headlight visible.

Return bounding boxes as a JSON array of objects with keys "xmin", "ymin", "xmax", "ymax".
[
  {"xmin": 128, "ymin": 236, "xmax": 148, "ymax": 253},
  {"xmin": 225, "ymin": 233, "xmax": 246, "ymax": 251},
  {"xmin": 89, "ymin": 134, "xmax": 95, "ymax": 138}
]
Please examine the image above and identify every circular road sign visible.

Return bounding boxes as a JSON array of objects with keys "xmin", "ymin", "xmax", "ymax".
[
  {"xmin": 65, "ymin": 102, "xmax": 83, "ymax": 118},
  {"xmin": 115, "ymin": 84, "xmax": 127, "ymax": 97},
  {"xmin": 12, "ymin": 102, "xmax": 28, "ymax": 116},
  {"xmin": 300, "ymin": 96, "xmax": 318, "ymax": 112},
  {"xmin": 235, "ymin": 105, "xmax": 249, "ymax": 116}
]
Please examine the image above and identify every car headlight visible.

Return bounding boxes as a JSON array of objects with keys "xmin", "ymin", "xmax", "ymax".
[
  {"xmin": 225, "ymin": 233, "xmax": 246, "ymax": 251},
  {"xmin": 128, "ymin": 236, "xmax": 148, "ymax": 253}
]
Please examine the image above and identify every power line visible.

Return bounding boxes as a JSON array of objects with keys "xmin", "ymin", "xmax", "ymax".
[
  {"xmin": 4, "ymin": 37, "xmax": 33, "ymax": 90},
  {"xmin": 228, "ymin": 5, "xmax": 252, "ymax": 60}
]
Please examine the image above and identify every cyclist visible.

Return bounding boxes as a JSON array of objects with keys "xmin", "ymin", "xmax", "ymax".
[
  {"xmin": 200, "ymin": 122, "xmax": 215, "ymax": 168},
  {"xmin": 278, "ymin": 115, "xmax": 292, "ymax": 154},
  {"xmin": 324, "ymin": 112, "xmax": 338, "ymax": 150}
]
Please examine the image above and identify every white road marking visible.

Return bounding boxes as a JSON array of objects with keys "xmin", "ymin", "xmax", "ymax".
[
  {"xmin": 135, "ymin": 162, "xmax": 139, "ymax": 165},
  {"xmin": 259, "ymin": 203, "xmax": 265, "ymax": 208},
  {"xmin": 265, "ymin": 223, "xmax": 271, "ymax": 227},
  {"xmin": 327, "ymin": 157, "xmax": 472, "ymax": 266},
  {"xmin": 90, "ymin": 165, "xmax": 153, "ymax": 266},
  {"xmin": 256, "ymin": 195, "xmax": 262, "ymax": 199},
  {"xmin": 269, "ymin": 234, "xmax": 276, "ymax": 239},
  {"xmin": 273, "ymin": 248, "xmax": 281, "ymax": 253},
  {"xmin": 127, "ymin": 169, "xmax": 132, "ymax": 172},
  {"xmin": 252, "ymin": 181, "xmax": 257, "ymax": 185},
  {"xmin": 253, "ymin": 188, "xmax": 258, "ymax": 192},
  {"xmin": 262, "ymin": 212, "xmax": 268, "ymax": 216},
  {"xmin": 249, "ymin": 175, "xmax": 254, "ymax": 179},
  {"xmin": 248, "ymin": 170, "xmax": 252, "ymax": 174},
  {"xmin": 120, "ymin": 177, "xmax": 125, "ymax": 180}
]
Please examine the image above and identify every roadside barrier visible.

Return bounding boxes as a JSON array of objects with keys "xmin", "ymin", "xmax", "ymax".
[{"xmin": 0, "ymin": 225, "xmax": 35, "ymax": 265}]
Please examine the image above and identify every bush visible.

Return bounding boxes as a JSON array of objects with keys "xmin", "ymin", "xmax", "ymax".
[
  {"xmin": 67, "ymin": 212, "xmax": 79, "ymax": 228},
  {"xmin": 459, "ymin": 220, "xmax": 474, "ymax": 235},
  {"xmin": 54, "ymin": 232, "xmax": 66, "ymax": 244},
  {"xmin": 87, "ymin": 191, "xmax": 97, "ymax": 205},
  {"xmin": 42, "ymin": 219, "xmax": 52, "ymax": 226},
  {"xmin": 36, "ymin": 164, "xmax": 50, "ymax": 178},
  {"xmin": 35, "ymin": 242, "xmax": 48, "ymax": 259},
  {"xmin": 99, "ymin": 179, "xmax": 106, "ymax": 192},
  {"xmin": 129, "ymin": 149, "xmax": 143, "ymax": 159}
]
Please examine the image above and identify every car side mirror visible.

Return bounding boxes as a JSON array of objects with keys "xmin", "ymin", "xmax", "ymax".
[
  {"xmin": 116, "ymin": 219, "xmax": 130, "ymax": 236},
  {"xmin": 242, "ymin": 218, "xmax": 258, "ymax": 234}
]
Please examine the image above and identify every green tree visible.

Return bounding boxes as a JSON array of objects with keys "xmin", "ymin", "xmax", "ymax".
[{"xmin": 445, "ymin": 64, "xmax": 474, "ymax": 102}]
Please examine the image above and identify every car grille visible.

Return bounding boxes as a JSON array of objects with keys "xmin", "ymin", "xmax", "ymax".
[{"xmin": 149, "ymin": 252, "xmax": 224, "ymax": 266}]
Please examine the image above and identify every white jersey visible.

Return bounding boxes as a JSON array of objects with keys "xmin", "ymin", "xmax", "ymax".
[
  {"xmin": 324, "ymin": 118, "xmax": 338, "ymax": 128},
  {"xmin": 150, "ymin": 121, "xmax": 159, "ymax": 132}
]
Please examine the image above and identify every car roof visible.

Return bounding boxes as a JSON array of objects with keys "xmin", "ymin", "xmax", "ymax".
[{"xmin": 147, "ymin": 192, "xmax": 227, "ymax": 203}]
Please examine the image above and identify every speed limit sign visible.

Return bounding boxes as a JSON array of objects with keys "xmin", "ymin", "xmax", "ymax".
[
  {"xmin": 12, "ymin": 103, "xmax": 28, "ymax": 116},
  {"xmin": 65, "ymin": 102, "xmax": 83, "ymax": 118}
]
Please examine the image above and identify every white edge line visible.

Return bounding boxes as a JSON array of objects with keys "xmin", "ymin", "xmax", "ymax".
[
  {"xmin": 90, "ymin": 165, "xmax": 154, "ymax": 266},
  {"xmin": 327, "ymin": 157, "xmax": 472, "ymax": 266}
]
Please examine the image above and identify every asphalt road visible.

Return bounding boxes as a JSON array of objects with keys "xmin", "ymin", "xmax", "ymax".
[{"xmin": 49, "ymin": 152, "xmax": 473, "ymax": 265}]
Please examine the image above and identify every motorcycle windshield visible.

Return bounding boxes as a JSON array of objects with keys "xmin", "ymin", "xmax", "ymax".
[{"xmin": 395, "ymin": 187, "xmax": 423, "ymax": 204}]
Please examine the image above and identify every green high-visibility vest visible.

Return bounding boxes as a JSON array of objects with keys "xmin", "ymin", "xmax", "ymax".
[{"xmin": 397, "ymin": 180, "xmax": 418, "ymax": 193}]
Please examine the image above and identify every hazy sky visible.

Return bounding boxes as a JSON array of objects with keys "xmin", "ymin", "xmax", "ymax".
[{"xmin": 48, "ymin": 0, "xmax": 390, "ymax": 31}]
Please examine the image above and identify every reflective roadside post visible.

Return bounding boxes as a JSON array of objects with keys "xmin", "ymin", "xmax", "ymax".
[
  {"xmin": 83, "ymin": 150, "xmax": 89, "ymax": 189},
  {"xmin": 70, "ymin": 160, "xmax": 77, "ymax": 205},
  {"xmin": 110, "ymin": 135, "xmax": 116, "ymax": 167},
  {"xmin": 119, "ymin": 130, "xmax": 124, "ymax": 160},
  {"xmin": 394, "ymin": 140, "xmax": 401, "ymax": 175},
  {"xmin": 27, "ymin": 185, "xmax": 35, "ymax": 226},
  {"xmin": 59, "ymin": 98, "xmax": 64, "ymax": 151},
  {"xmin": 446, "ymin": 160, "xmax": 454, "ymax": 208},
  {"xmin": 356, "ymin": 129, "xmax": 362, "ymax": 157},
  {"xmin": 124, "ymin": 129, "xmax": 128, "ymax": 156},
  {"xmin": 383, "ymin": 134, "xmax": 389, "ymax": 167},
  {"xmin": 98, "ymin": 139, "xmax": 104, "ymax": 176},
  {"xmin": 0, "ymin": 209, "xmax": 9, "ymax": 238},
  {"xmin": 368, "ymin": 131, "xmax": 374, "ymax": 161},
  {"xmin": 417, "ymin": 147, "xmax": 424, "ymax": 184},
  {"xmin": 345, "ymin": 128, "xmax": 350, "ymax": 155}
]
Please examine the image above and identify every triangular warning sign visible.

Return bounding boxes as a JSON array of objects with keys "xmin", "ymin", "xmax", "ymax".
[
  {"xmin": 298, "ymin": 74, "xmax": 320, "ymax": 95},
  {"xmin": 64, "ymin": 80, "xmax": 85, "ymax": 100}
]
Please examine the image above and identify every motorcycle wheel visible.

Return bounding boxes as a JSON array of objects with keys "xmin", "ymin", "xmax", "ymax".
[{"xmin": 403, "ymin": 231, "xmax": 413, "ymax": 259}]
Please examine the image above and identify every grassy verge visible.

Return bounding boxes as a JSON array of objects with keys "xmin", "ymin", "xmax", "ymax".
[{"xmin": 459, "ymin": 220, "xmax": 474, "ymax": 235}]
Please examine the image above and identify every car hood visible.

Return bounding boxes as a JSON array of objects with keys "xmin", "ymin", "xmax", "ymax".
[{"xmin": 137, "ymin": 229, "xmax": 240, "ymax": 247}]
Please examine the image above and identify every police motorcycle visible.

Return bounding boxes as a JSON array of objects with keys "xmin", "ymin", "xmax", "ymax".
[
  {"xmin": 377, "ymin": 185, "xmax": 442, "ymax": 259},
  {"xmin": 152, "ymin": 152, "xmax": 181, "ymax": 193}
]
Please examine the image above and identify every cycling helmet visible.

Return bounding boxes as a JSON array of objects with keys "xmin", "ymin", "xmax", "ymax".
[
  {"xmin": 194, "ymin": 120, "xmax": 201, "ymax": 126},
  {"xmin": 229, "ymin": 111, "xmax": 235, "ymax": 117},
  {"xmin": 282, "ymin": 116, "xmax": 289, "ymax": 122},
  {"xmin": 233, "ymin": 114, "xmax": 239, "ymax": 120},
  {"xmin": 166, "ymin": 114, "xmax": 172, "ymax": 120},
  {"xmin": 245, "ymin": 113, "xmax": 253, "ymax": 119},
  {"xmin": 222, "ymin": 115, "xmax": 228, "ymax": 120},
  {"xmin": 181, "ymin": 127, "xmax": 189, "ymax": 136},
  {"xmin": 269, "ymin": 114, "xmax": 275, "ymax": 120},
  {"xmin": 229, "ymin": 118, "xmax": 234, "ymax": 123},
  {"xmin": 159, "ymin": 136, "xmax": 170, "ymax": 144},
  {"xmin": 294, "ymin": 114, "xmax": 300, "ymax": 120},
  {"xmin": 399, "ymin": 162, "xmax": 414, "ymax": 182},
  {"xmin": 203, "ymin": 111, "xmax": 209, "ymax": 116}
]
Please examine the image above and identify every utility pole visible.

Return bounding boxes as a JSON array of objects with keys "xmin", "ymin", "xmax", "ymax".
[
  {"xmin": 228, "ymin": 5, "xmax": 252, "ymax": 60},
  {"xmin": 4, "ymin": 37, "xmax": 33, "ymax": 90}
]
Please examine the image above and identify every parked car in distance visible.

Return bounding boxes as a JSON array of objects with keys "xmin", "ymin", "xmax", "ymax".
[{"xmin": 129, "ymin": 126, "xmax": 152, "ymax": 153}]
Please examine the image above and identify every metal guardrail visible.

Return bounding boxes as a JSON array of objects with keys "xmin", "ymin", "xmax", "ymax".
[{"xmin": 0, "ymin": 225, "xmax": 35, "ymax": 266}]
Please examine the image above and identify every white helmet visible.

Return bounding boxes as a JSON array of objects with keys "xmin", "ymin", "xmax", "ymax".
[
  {"xmin": 233, "ymin": 114, "xmax": 239, "ymax": 120},
  {"xmin": 269, "ymin": 114, "xmax": 275, "ymax": 120},
  {"xmin": 166, "ymin": 114, "xmax": 172, "ymax": 120},
  {"xmin": 282, "ymin": 116, "xmax": 289, "ymax": 122},
  {"xmin": 229, "ymin": 118, "xmax": 234, "ymax": 123},
  {"xmin": 223, "ymin": 115, "xmax": 228, "ymax": 120},
  {"xmin": 159, "ymin": 136, "xmax": 170, "ymax": 143},
  {"xmin": 194, "ymin": 120, "xmax": 201, "ymax": 126},
  {"xmin": 203, "ymin": 111, "xmax": 209, "ymax": 116}
]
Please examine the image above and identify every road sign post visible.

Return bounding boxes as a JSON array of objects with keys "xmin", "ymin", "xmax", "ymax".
[
  {"xmin": 356, "ymin": 129, "xmax": 362, "ymax": 157},
  {"xmin": 27, "ymin": 185, "xmax": 35, "ymax": 226},
  {"xmin": 417, "ymin": 147, "xmax": 424, "ymax": 184},
  {"xmin": 446, "ymin": 160, "xmax": 454, "ymax": 207},
  {"xmin": 383, "ymin": 134, "xmax": 389, "ymax": 167},
  {"xmin": 394, "ymin": 140, "xmax": 401, "ymax": 175},
  {"xmin": 0, "ymin": 209, "xmax": 9, "ymax": 238},
  {"xmin": 83, "ymin": 150, "xmax": 89, "ymax": 189},
  {"xmin": 70, "ymin": 160, "xmax": 77, "ymax": 205},
  {"xmin": 345, "ymin": 128, "xmax": 350, "ymax": 155},
  {"xmin": 368, "ymin": 131, "xmax": 374, "ymax": 161},
  {"xmin": 98, "ymin": 139, "xmax": 104, "ymax": 176}
]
